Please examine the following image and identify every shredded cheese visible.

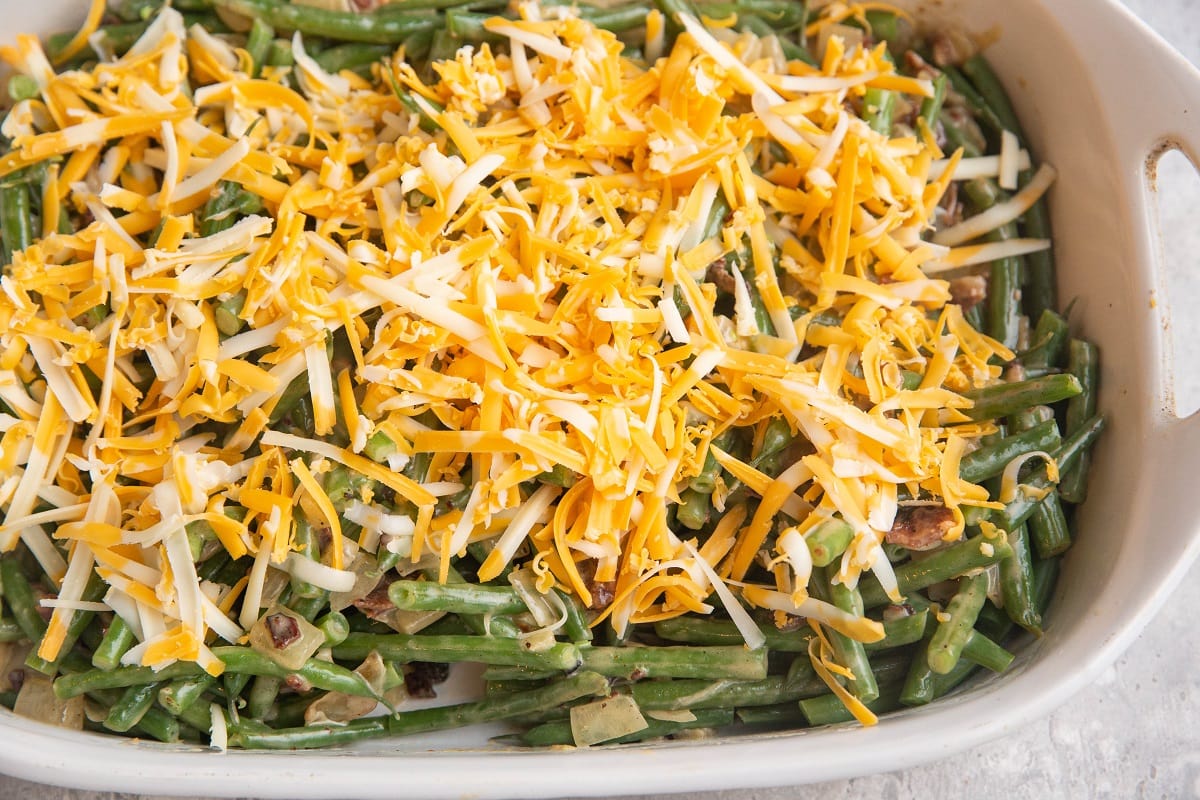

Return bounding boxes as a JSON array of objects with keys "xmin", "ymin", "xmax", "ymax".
[{"xmin": 0, "ymin": 4, "xmax": 1038, "ymax": 691}]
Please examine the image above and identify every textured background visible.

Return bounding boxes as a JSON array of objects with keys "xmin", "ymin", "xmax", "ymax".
[{"xmin": 2, "ymin": 0, "xmax": 1198, "ymax": 797}]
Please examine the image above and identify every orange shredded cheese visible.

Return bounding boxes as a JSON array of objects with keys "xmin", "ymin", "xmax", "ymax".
[{"xmin": 0, "ymin": 2, "xmax": 1043, "ymax": 687}]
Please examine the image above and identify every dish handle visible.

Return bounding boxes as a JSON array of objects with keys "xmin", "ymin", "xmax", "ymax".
[{"xmin": 1080, "ymin": 4, "xmax": 1200, "ymax": 427}]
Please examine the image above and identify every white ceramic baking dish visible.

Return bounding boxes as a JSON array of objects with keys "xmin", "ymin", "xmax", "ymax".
[{"xmin": 1, "ymin": 0, "xmax": 1198, "ymax": 795}]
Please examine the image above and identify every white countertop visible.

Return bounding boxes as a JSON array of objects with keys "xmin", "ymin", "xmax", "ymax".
[{"xmin": 2, "ymin": 1, "xmax": 1197, "ymax": 798}]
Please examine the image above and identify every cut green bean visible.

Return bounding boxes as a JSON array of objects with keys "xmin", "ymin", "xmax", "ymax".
[
  {"xmin": 1059, "ymin": 339, "xmax": 1099, "ymax": 503},
  {"xmin": 961, "ymin": 629, "xmax": 1014, "ymax": 673},
  {"xmin": 158, "ymin": 674, "xmax": 217, "ymax": 716},
  {"xmin": 228, "ymin": 671, "xmax": 609, "ymax": 749},
  {"xmin": 92, "ymin": 616, "xmax": 136, "ymax": 672},
  {"xmin": 1, "ymin": 558, "xmax": 45, "ymax": 644},
  {"xmin": 334, "ymin": 633, "xmax": 581, "ymax": 672},
  {"xmin": 927, "ymin": 572, "xmax": 989, "ymax": 674},
  {"xmin": 799, "ymin": 682, "xmax": 903, "ymax": 727},
  {"xmin": 388, "ymin": 580, "xmax": 526, "ymax": 616},
  {"xmin": 211, "ymin": 0, "xmax": 438, "ymax": 43},
  {"xmin": 811, "ymin": 566, "xmax": 878, "ymax": 702},
  {"xmin": 519, "ymin": 708, "xmax": 734, "ymax": 747},
  {"xmin": 103, "ymin": 682, "xmax": 159, "ymax": 733},
  {"xmin": 958, "ymin": 420, "xmax": 1061, "ymax": 484},
  {"xmin": 962, "ymin": 374, "xmax": 1082, "ymax": 421},
  {"xmin": 998, "ymin": 525, "xmax": 1042, "ymax": 633},
  {"xmin": 806, "ymin": 518, "xmax": 854, "ymax": 567},
  {"xmin": 859, "ymin": 531, "xmax": 1012, "ymax": 608},
  {"xmin": 581, "ymin": 645, "xmax": 768, "ymax": 681},
  {"xmin": 654, "ymin": 617, "xmax": 813, "ymax": 652}
]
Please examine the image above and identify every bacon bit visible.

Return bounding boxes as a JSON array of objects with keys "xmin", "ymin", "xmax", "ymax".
[
  {"xmin": 949, "ymin": 275, "xmax": 988, "ymax": 311},
  {"xmin": 887, "ymin": 505, "xmax": 957, "ymax": 551},
  {"xmin": 403, "ymin": 661, "xmax": 450, "ymax": 699},
  {"xmin": 266, "ymin": 612, "xmax": 301, "ymax": 650}
]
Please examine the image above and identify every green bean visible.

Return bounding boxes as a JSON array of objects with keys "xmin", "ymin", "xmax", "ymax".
[
  {"xmin": 479, "ymin": 664, "xmax": 558, "ymax": 682},
  {"xmin": 213, "ymin": 291, "xmax": 246, "ymax": 336},
  {"xmin": 995, "ymin": 415, "xmax": 1103, "ymax": 532},
  {"xmin": 27, "ymin": 571, "xmax": 106, "ymax": 675},
  {"xmin": 926, "ymin": 572, "xmax": 989, "ymax": 674},
  {"xmin": 960, "ymin": 54, "xmax": 1023, "ymax": 138},
  {"xmin": 1022, "ymin": 310, "xmax": 1069, "ymax": 371},
  {"xmin": 930, "ymin": 654, "xmax": 979, "ymax": 699},
  {"xmin": 961, "ymin": 374, "xmax": 1082, "ymax": 421},
  {"xmin": 519, "ymin": 708, "xmax": 735, "ymax": 747},
  {"xmin": 811, "ymin": 567, "xmax": 877, "ymax": 702},
  {"xmin": 103, "ymin": 682, "xmax": 160, "ymax": 733},
  {"xmin": 654, "ymin": 617, "xmax": 813, "ymax": 651},
  {"xmin": 941, "ymin": 64, "xmax": 1005, "ymax": 138},
  {"xmin": 959, "ymin": 420, "xmax": 1061, "ymax": 484},
  {"xmin": 577, "ymin": 4, "xmax": 655, "ymax": 33},
  {"xmin": 555, "ymin": 588, "xmax": 593, "ymax": 644},
  {"xmin": 246, "ymin": 675, "xmax": 282, "ymax": 720},
  {"xmin": 441, "ymin": 10, "xmax": 502, "ymax": 44},
  {"xmin": 315, "ymin": 43, "xmax": 393, "ymax": 75},
  {"xmin": 1059, "ymin": 340, "xmax": 1099, "ymax": 503},
  {"xmin": 334, "ymin": 633, "xmax": 582, "ymax": 672},
  {"xmin": 7, "ymin": 75, "xmax": 38, "ymax": 102},
  {"xmin": 266, "ymin": 38, "xmax": 294, "ymax": 68},
  {"xmin": 864, "ymin": 85, "xmax": 895, "ymax": 136},
  {"xmin": 315, "ymin": 610, "xmax": 350, "ymax": 647},
  {"xmin": 899, "ymin": 633, "xmax": 938, "ymax": 706},
  {"xmin": 1032, "ymin": 554, "xmax": 1060, "ymax": 617},
  {"xmin": 961, "ymin": 629, "xmax": 1014, "ymax": 673},
  {"xmin": 288, "ymin": 591, "xmax": 329, "ymax": 623},
  {"xmin": 228, "ymin": 671, "xmax": 609, "ymax": 749},
  {"xmin": 629, "ymin": 674, "xmax": 814, "ymax": 711},
  {"xmin": 92, "ymin": 616, "xmax": 136, "ymax": 672},
  {"xmin": 961, "ymin": 178, "xmax": 1022, "ymax": 349},
  {"xmin": 211, "ymin": 0, "xmax": 438, "ymax": 44},
  {"xmin": 244, "ymin": 17, "xmax": 274, "ymax": 78},
  {"xmin": 653, "ymin": 0, "xmax": 704, "ymax": 37},
  {"xmin": 737, "ymin": 703, "xmax": 807, "ymax": 727},
  {"xmin": 581, "ymin": 645, "xmax": 767, "ymax": 681},
  {"xmin": 806, "ymin": 518, "xmax": 854, "ymax": 567},
  {"xmin": 199, "ymin": 181, "xmax": 247, "ymax": 238},
  {"xmin": 998, "ymin": 525, "xmax": 1041, "ymax": 634},
  {"xmin": 57, "ymin": 662, "xmax": 205, "ymax": 699},
  {"xmin": 799, "ymin": 682, "xmax": 903, "ymax": 727},
  {"xmin": 859, "ymin": 530, "xmax": 1012, "ymax": 608},
  {"xmin": 223, "ymin": 672, "xmax": 251, "ymax": 706},
  {"xmin": 388, "ymin": 580, "xmax": 526, "ymax": 616},
  {"xmin": 1010, "ymin": 404, "xmax": 1055, "ymax": 433},
  {"xmin": 158, "ymin": 674, "xmax": 217, "ymax": 716},
  {"xmin": 1, "ymin": 557, "xmax": 45, "ymax": 644},
  {"xmin": 699, "ymin": 0, "xmax": 806, "ymax": 28},
  {"xmin": 288, "ymin": 518, "xmax": 324, "ymax": 601},
  {"xmin": 919, "ymin": 73, "xmax": 948, "ymax": 130},
  {"xmin": 1028, "ymin": 490, "xmax": 1071, "ymax": 560},
  {"xmin": 213, "ymin": 647, "xmax": 381, "ymax": 700},
  {"xmin": 136, "ymin": 707, "xmax": 183, "ymax": 743},
  {"xmin": 675, "ymin": 488, "xmax": 711, "ymax": 530},
  {"xmin": 864, "ymin": 608, "xmax": 928, "ymax": 652},
  {"xmin": 690, "ymin": 430, "xmax": 735, "ymax": 494},
  {"xmin": 1021, "ymin": 194, "xmax": 1057, "ymax": 322},
  {"xmin": 1, "ymin": 177, "xmax": 34, "ymax": 266},
  {"xmin": 422, "ymin": 564, "xmax": 522, "ymax": 639},
  {"xmin": 46, "ymin": 21, "xmax": 146, "ymax": 61},
  {"xmin": 0, "ymin": 618, "xmax": 24, "ymax": 642}
]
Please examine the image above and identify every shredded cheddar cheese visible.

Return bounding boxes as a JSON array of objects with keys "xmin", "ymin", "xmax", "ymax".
[{"xmin": 0, "ymin": 2, "xmax": 1048, "ymax": 689}]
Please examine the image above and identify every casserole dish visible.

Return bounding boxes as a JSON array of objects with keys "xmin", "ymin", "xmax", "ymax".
[{"xmin": 0, "ymin": 0, "xmax": 1198, "ymax": 795}]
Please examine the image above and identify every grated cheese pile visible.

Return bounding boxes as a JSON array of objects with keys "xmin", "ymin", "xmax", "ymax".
[{"xmin": 0, "ymin": 2, "xmax": 1054, "ymax": 681}]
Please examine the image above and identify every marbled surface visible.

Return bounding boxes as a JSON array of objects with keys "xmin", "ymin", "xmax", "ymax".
[{"xmin": 2, "ymin": 0, "xmax": 1198, "ymax": 797}]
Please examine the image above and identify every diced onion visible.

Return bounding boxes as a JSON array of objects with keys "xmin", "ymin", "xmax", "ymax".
[{"xmin": 570, "ymin": 695, "xmax": 649, "ymax": 746}]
